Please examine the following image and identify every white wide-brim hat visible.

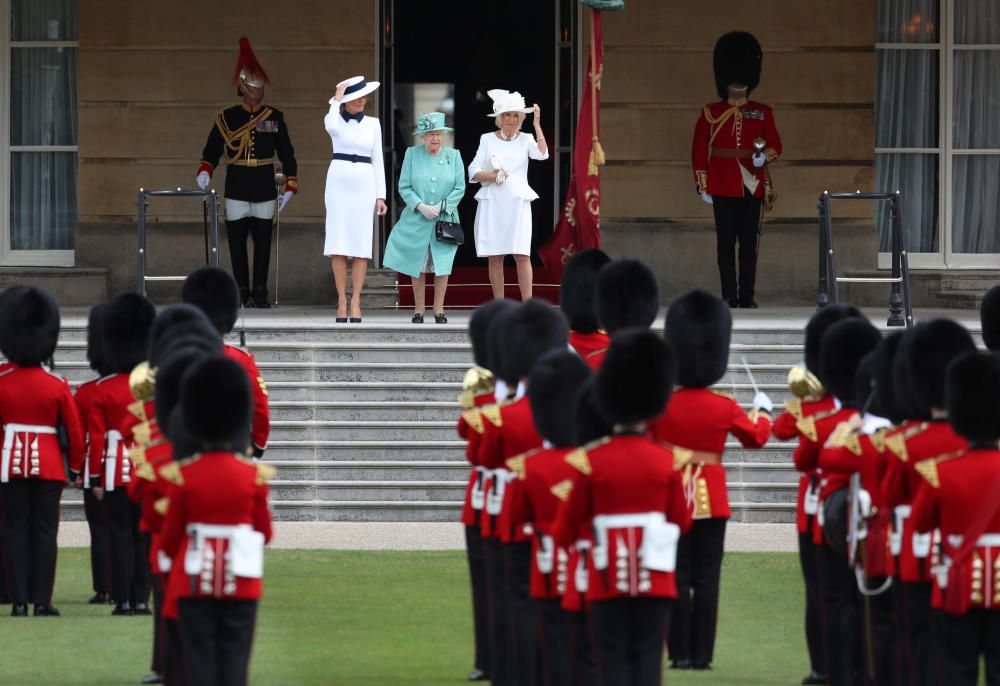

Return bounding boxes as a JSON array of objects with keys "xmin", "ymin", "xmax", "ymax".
[
  {"xmin": 486, "ymin": 89, "xmax": 533, "ymax": 117},
  {"xmin": 333, "ymin": 76, "xmax": 380, "ymax": 104}
]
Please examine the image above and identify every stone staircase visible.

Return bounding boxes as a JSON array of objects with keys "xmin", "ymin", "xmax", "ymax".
[{"xmin": 50, "ymin": 316, "xmax": 818, "ymax": 524}]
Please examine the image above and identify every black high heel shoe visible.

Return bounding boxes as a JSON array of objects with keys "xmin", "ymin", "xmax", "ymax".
[
  {"xmin": 412, "ymin": 313, "xmax": 424, "ymax": 324},
  {"xmin": 434, "ymin": 313, "xmax": 448, "ymax": 324}
]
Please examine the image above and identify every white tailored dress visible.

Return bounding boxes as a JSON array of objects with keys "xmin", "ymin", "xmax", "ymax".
[
  {"xmin": 323, "ymin": 102, "xmax": 387, "ymax": 259},
  {"xmin": 468, "ymin": 131, "xmax": 549, "ymax": 257}
]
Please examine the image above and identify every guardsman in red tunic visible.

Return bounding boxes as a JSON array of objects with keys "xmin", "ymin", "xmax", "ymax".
[
  {"xmin": 651, "ymin": 290, "xmax": 772, "ymax": 671},
  {"xmin": 555, "ymin": 329, "xmax": 692, "ymax": 686},
  {"xmin": 0, "ymin": 286, "xmax": 85, "ymax": 616},
  {"xmin": 88, "ymin": 293, "xmax": 156, "ymax": 617},
  {"xmin": 804, "ymin": 317, "xmax": 882, "ymax": 686},
  {"xmin": 772, "ymin": 303, "xmax": 862, "ymax": 685},
  {"xmin": 911, "ymin": 351, "xmax": 1000, "ymax": 686},
  {"xmin": 160, "ymin": 356, "xmax": 274, "ymax": 686},
  {"xmin": 881, "ymin": 320, "xmax": 975, "ymax": 686},
  {"xmin": 982, "ymin": 285, "xmax": 1000, "ymax": 353},
  {"xmin": 559, "ymin": 249, "xmax": 611, "ymax": 359},
  {"xmin": 478, "ymin": 300, "xmax": 569, "ymax": 686},
  {"xmin": 456, "ymin": 299, "xmax": 515, "ymax": 683},
  {"xmin": 76, "ymin": 303, "xmax": 113, "ymax": 606},
  {"xmin": 586, "ymin": 259, "xmax": 661, "ymax": 370},
  {"xmin": 507, "ymin": 350, "xmax": 593, "ymax": 686},
  {"xmin": 196, "ymin": 37, "xmax": 298, "ymax": 308},
  {"xmin": 818, "ymin": 343, "xmax": 899, "ymax": 686},
  {"xmin": 182, "ymin": 267, "xmax": 270, "ymax": 457},
  {"xmin": 691, "ymin": 32, "xmax": 781, "ymax": 309}
]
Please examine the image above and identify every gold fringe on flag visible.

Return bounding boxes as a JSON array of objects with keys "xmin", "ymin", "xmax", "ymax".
[{"xmin": 587, "ymin": 10, "xmax": 605, "ymax": 177}]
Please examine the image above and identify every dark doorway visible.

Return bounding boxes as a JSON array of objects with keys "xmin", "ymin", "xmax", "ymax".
[{"xmin": 381, "ymin": 0, "xmax": 557, "ymax": 269}]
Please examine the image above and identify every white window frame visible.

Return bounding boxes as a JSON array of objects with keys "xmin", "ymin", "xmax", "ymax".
[
  {"xmin": 0, "ymin": 0, "xmax": 77, "ymax": 267},
  {"xmin": 876, "ymin": 0, "xmax": 1000, "ymax": 270}
]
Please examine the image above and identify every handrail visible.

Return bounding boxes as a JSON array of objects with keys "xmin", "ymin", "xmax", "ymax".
[{"xmin": 136, "ymin": 188, "xmax": 220, "ymax": 296}]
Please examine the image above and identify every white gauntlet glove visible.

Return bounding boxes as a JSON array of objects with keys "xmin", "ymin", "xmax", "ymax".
[
  {"xmin": 752, "ymin": 391, "xmax": 774, "ymax": 415},
  {"xmin": 752, "ymin": 152, "xmax": 767, "ymax": 168},
  {"xmin": 196, "ymin": 171, "xmax": 210, "ymax": 190},
  {"xmin": 416, "ymin": 203, "xmax": 440, "ymax": 220},
  {"xmin": 700, "ymin": 191, "xmax": 713, "ymax": 205}
]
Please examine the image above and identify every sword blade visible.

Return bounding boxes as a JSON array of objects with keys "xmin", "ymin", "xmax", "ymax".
[{"xmin": 740, "ymin": 356, "xmax": 760, "ymax": 395}]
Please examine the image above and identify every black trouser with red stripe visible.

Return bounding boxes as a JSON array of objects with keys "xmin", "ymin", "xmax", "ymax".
[
  {"xmin": 178, "ymin": 598, "xmax": 258, "ymax": 686},
  {"xmin": 570, "ymin": 611, "xmax": 598, "ymax": 686},
  {"xmin": 505, "ymin": 541, "xmax": 538, "ymax": 686},
  {"xmin": 819, "ymin": 541, "xmax": 862, "ymax": 686},
  {"xmin": 536, "ymin": 598, "xmax": 571, "ymax": 686},
  {"xmin": 83, "ymin": 487, "xmax": 111, "ymax": 596},
  {"xmin": 941, "ymin": 608, "xmax": 1000, "ymax": 686},
  {"xmin": 105, "ymin": 488, "xmax": 150, "ymax": 606},
  {"xmin": 590, "ymin": 597, "xmax": 671, "ymax": 686},
  {"xmin": 668, "ymin": 517, "xmax": 727, "ymax": 667},
  {"xmin": 464, "ymin": 524, "xmax": 491, "ymax": 676},
  {"xmin": 0, "ymin": 479, "xmax": 62, "ymax": 605},
  {"xmin": 712, "ymin": 190, "xmax": 762, "ymax": 306},
  {"xmin": 799, "ymin": 531, "xmax": 828, "ymax": 678},
  {"xmin": 483, "ymin": 536, "xmax": 510, "ymax": 685}
]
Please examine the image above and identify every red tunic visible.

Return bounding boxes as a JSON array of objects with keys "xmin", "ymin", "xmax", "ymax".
[
  {"xmin": 881, "ymin": 420, "xmax": 967, "ymax": 584},
  {"xmin": 584, "ymin": 349, "xmax": 607, "ymax": 371},
  {"xmin": 792, "ymin": 407, "xmax": 854, "ymax": 543},
  {"xmin": 86, "ymin": 373, "xmax": 137, "ymax": 491},
  {"xmin": 0, "ymin": 365, "xmax": 84, "ymax": 482},
  {"xmin": 911, "ymin": 449, "xmax": 1000, "ymax": 615},
  {"xmin": 773, "ymin": 395, "xmax": 838, "ymax": 534},
  {"xmin": 691, "ymin": 99, "xmax": 782, "ymax": 198},
  {"xmin": 160, "ymin": 452, "xmax": 274, "ymax": 619},
  {"xmin": 73, "ymin": 378, "xmax": 101, "ymax": 484},
  {"xmin": 508, "ymin": 446, "xmax": 577, "ymax": 599},
  {"xmin": 649, "ymin": 388, "xmax": 771, "ymax": 520},
  {"xmin": 569, "ymin": 331, "xmax": 609, "ymax": 360},
  {"xmin": 476, "ymin": 396, "xmax": 543, "ymax": 540},
  {"xmin": 458, "ymin": 390, "xmax": 495, "ymax": 527},
  {"xmin": 553, "ymin": 435, "xmax": 692, "ymax": 602},
  {"xmin": 223, "ymin": 344, "xmax": 270, "ymax": 454}
]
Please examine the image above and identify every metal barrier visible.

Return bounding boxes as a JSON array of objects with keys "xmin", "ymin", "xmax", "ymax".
[
  {"xmin": 137, "ymin": 188, "xmax": 221, "ymax": 296},
  {"xmin": 817, "ymin": 190, "xmax": 913, "ymax": 328}
]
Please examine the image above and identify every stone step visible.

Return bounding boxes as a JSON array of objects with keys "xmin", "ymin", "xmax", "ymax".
[{"xmin": 268, "ymin": 420, "xmax": 459, "ymax": 442}]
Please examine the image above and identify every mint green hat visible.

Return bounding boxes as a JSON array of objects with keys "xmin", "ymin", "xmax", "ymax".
[{"xmin": 413, "ymin": 112, "xmax": 453, "ymax": 136}]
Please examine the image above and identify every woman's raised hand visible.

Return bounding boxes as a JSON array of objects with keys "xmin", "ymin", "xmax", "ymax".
[
  {"xmin": 532, "ymin": 103, "xmax": 541, "ymax": 123},
  {"xmin": 334, "ymin": 82, "xmax": 348, "ymax": 102}
]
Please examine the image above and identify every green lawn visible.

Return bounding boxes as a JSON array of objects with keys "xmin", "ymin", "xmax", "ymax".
[{"xmin": 1, "ymin": 550, "xmax": 812, "ymax": 685}]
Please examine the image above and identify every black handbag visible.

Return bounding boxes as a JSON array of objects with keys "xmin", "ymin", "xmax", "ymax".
[{"xmin": 434, "ymin": 203, "xmax": 464, "ymax": 245}]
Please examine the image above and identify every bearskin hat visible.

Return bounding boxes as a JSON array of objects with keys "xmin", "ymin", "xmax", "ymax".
[
  {"xmin": 713, "ymin": 31, "xmax": 763, "ymax": 100},
  {"xmin": 902, "ymin": 319, "xmax": 976, "ymax": 412},
  {"xmin": 595, "ymin": 328, "xmax": 675, "ymax": 425},
  {"xmin": 470, "ymin": 299, "xmax": 518, "ymax": 370},
  {"xmin": 180, "ymin": 356, "xmax": 252, "ymax": 451},
  {"xmin": 980, "ymin": 285, "xmax": 1000, "ymax": 352},
  {"xmin": 497, "ymin": 300, "xmax": 569, "ymax": 381},
  {"xmin": 819, "ymin": 317, "xmax": 881, "ymax": 407},
  {"xmin": 870, "ymin": 331, "xmax": 906, "ymax": 425},
  {"xmin": 155, "ymin": 345, "xmax": 213, "ymax": 455},
  {"xmin": 804, "ymin": 303, "xmax": 864, "ymax": 379},
  {"xmin": 86, "ymin": 303, "xmax": 110, "ymax": 377},
  {"xmin": 574, "ymin": 377, "xmax": 614, "ymax": 445},
  {"xmin": 0, "ymin": 286, "xmax": 59, "ymax": 367},
  {"xmin": 853, "ymin": 352, "xmax": 881, "ymax": 417},
  {"xmin": 528, "ymin": 350, "xmax": 593, "ymax": 447},
  {"xmin": 182, "ymin": 267, "xmax": 240, "ymax": 335},
  {"xmin": 892, "ymin": 328, "xmax": 931, "ymax": 421},
  {"xmin": 102, "ymin": 292, "xmax": 156, "ymax": 374},
  {"xmin": 560, "ymin": 249, "xmax": 611, "ymax": 334},
  {"xmin": 665, "ymin": 289, "xmax": 732, "ymax": 388},
  {"xmin": 149, "ymin": 304, "xmax": 222, "ymax": 366},
  {"xmin": 946, "ymin": 351, "xmax": 1000, "ymax": 443},
  {"xmin": 594, "ymin": 259, "xmax": 660, "ymax": 335}
]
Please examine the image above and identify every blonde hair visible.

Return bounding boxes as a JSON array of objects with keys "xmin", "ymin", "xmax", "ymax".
[{"xmin": 494, "ymin": 111, "xmax": 525, "ymax": 129}]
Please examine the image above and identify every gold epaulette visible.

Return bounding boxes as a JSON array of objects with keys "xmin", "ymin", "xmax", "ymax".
[
  {"xmin": 869, "ymin": 427, "xmax": 889, "ymax": 453},
  {"xmin": 914, "ymin": 450, "xmax": 964, "ymax": 489},
  {"xmin": 565, "ymin": 449, "xmax": 592, "ymax": 476},
  {"xmin": 256, "ymin": 462, "xmax": 277, "ymax": 485},
  {"xmin": 796, "ymin": 416, "xmax": 819, "ymax": 443},
  {"xmin": 153, "ymin": 497, "xmax": 169, "ymax": 516},
  {"xmin": 709, "ymin": 389, "xmax": 736, "ymax": 401},
  {"xmin": 505, "ymin": 452, "xmax": 531, "ymax": 480},
  {"xmin": 827, "ymin": 423, "xmax": 863, "ymax": 456},
  {"xmin": 673, "ymin": 446, "xmax": 695, "ymax": 471},
  {"xmin": 127, "ymin": 400, "xmax": 148, "ymax": 422},
  {"xmin": 784, "ymin": 398, "xmax": 804, "ymax": 420},
  {"xmin": 885, "ymin": 422, "xmax": 929, "ymax": 463},
  {"xmin": 550, "ymin": 479, "xmax": 574, "ymax": 501},
  {"xmin": 135, "ymin": 461, "xmax": 156, "ymax": 482},
  {"xmin": 482, "ymin": 404, "xmax": 505, "ymax": 428},
  {"xmin": 159, "ymin": 462, "xmax": 184, "ymax": 486},
  {"xmin": 461, "ymin": 408, "xmax": 485, "ymax": 434}
]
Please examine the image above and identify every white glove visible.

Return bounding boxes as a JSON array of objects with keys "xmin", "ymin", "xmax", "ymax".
[
  {"xmin": 278, "ymin": 190, "xmax": 293, "ymax": 213},
  {"xmin": 495, "ymin": 169, "xmax": 508, "ymax": 185},
  {"xmin": 196, "ymin": 171, "xmax": 210, "ymax": 190},
  {"xmin": 752, "ymin": 391, "xmax": 774, "ymax": 414},
  {"xmin": 700, "ymin": 191, "xmax": 713, "ymax": 205},
  {"xmin": 752, "ymin": 152, "xmax": 767, "ymax": 168},
  {"xmin": 416, "ymin": 203, "xmax": 440, "ymax": 220}
]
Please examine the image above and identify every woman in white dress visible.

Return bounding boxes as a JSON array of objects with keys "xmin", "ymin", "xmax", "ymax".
[
  {"xmin": 468, "ymin": 89, "xmax": 549, "ymax": 300},
  {"xmin": 323, "ymin": 76, "xmax": 388, "ymax": 322}
]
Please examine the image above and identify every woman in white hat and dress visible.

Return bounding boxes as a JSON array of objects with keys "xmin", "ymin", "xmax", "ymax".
[
  {"xmin": 324, "ymin": 76, "xmax": 388, "ymax": 323},
  {"xmin": 468, "ymin": 89, "xmax": 549, "ymax": 300},
  {"xmin": 382, "ymin": 112, "xmax": 466, "ymax": 324}
]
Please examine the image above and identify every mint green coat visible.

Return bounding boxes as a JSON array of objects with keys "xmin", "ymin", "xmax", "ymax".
[{"xmin": 383, "ymin": 145, "xmax": 465, "ymax": 277}]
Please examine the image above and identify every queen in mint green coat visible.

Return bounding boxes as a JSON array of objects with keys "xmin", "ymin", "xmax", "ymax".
[{"xmin": 383, "ymin": 112, "xmax": 466, "ymax": 322}]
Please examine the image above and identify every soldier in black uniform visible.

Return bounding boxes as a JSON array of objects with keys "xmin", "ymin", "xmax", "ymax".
[{"xmin": 196, "ymin": 37, "xmax": 298, "ymax": 308}]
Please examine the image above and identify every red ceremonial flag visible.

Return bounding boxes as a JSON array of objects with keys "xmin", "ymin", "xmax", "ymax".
[{"xmin": 539, "ymin": 9, "xmax": 605, "ymax": 279}]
